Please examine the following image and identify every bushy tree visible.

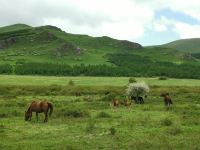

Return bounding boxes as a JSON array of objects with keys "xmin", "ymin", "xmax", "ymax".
[
  {"xmin": 68, "ymin": 80, "xmax": 75, "ymax": 86},
  {"xmin": 129, "ymin": 77, "xmax": 137, "ymax": 83},
  {"xmin": 126, "ymin": 82, "xmax": 149, "ymax": 102}
]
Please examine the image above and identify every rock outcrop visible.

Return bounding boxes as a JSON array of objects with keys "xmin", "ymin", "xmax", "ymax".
[{"xmin": 0, "ymin": 37, "xmax": 17, "ymax": 49}]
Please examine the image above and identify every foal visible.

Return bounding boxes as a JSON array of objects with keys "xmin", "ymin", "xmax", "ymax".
[
  {"xmin": 110, "ymin": 99, "xmax": 120, "ymax": 108},
  {"xmin": 122, "ymin": 99, "xmax": 132, "ymax": 107},
  {"xmin": 25, "ymin": 101, "xmax": 53, "ymax": 122},
  {"xmin": 160, "ymin": 93, "xmax": 173, "ymax": 106}
]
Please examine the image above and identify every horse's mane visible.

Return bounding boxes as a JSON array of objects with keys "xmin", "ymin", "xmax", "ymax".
[{"xmin": 25, "ymin": 102, "xmax": 33, "ymax": 113}]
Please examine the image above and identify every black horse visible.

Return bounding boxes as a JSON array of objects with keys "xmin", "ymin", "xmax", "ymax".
[{"xmin": 131, "ymin": 96, "xmax": 147, "ymax": 104}]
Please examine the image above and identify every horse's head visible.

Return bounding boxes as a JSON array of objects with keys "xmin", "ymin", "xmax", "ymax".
[
  {"xmin": 24, "ymin": 110, "xmax": 30, "ymax": 121},
  {"xmin": 160, "ymin": 92, "xmax": 169, "ymax": 97}
]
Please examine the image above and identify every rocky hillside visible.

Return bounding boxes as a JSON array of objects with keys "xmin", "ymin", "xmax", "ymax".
[{"xmin": 0, "ymin": 24, "xmax": 144, "ymax": 65}]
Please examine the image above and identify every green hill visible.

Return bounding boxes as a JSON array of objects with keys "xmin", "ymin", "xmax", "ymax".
[
  {"xmin": 0, "ymin": 24, "xmax": 143, "ymax": 65},
  {"xmin": 0, "ymin": 24, "xmax": 32, "ymax": 33},
  {"xmin": 162, "ymin": 38, "xmax": 200, "ymax": 54},
  {"xmin": 0, "ymin": 24, "xmax": 200, "ymax": 78},
  {"xmin": 0, "ymin": 24, "xmax": 195, "ymax": 65}
]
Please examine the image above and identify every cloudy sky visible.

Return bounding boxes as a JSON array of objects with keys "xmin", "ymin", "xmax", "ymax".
[{"xmin": 0, "ymin": 0, "xmax": 200, "ymax": 46}]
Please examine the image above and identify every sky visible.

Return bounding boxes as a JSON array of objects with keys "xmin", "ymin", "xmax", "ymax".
[{"xmin": 0, "ymin": 0, "xmax": 200, "ymax": 46}]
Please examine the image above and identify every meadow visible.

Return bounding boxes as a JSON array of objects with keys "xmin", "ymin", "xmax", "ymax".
[
  {"xmin": 0, "ymin": 75, "xmax": 200, "ymax": 150},
  {"xmin": 1, "ymin": 75, "xmax": 200, "ymax": 86}
]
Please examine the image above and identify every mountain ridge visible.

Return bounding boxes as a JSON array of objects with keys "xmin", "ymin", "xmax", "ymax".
[
  {"xmin": 0, "ymin": 23, "xmax": 200, "ymax": 78},
  {"xmin": 161, "ymin": 38, "xmax": 200, "ymax": 54}
]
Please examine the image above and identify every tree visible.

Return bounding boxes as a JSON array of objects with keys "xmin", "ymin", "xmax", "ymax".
[
  {"xmin": 126, "ymin": 82, "xmax": 149, "ymax": 103},
  {"xmin": 129, "ymin": 77, "xmax": 137, "ymax": 83},
  {"xmin": 68, "ymin": 80, "xmax": 75, "ymax": 86}
]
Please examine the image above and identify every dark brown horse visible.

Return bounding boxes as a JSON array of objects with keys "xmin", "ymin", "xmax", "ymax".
[
  {"xmin": 25, "ymin": 101, "xmax": 53, "ymax": 122},
  {"xmin": 131, "ymin": 96, "xmax": 144, "ymax": 104},
  {"xmin": 160, "ymin": 93, "xmax": 173, "ymax": 106}
]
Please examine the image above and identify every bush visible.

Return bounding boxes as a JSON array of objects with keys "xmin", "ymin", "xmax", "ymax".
[
  {"xmin": 160, "ymin": 117, "xmax": 173, "ymax": 126},
  {"xmin": 68, "ymin": 80, "xmax": 75, "ymax": 86},
  {"xmin": 0, "ymin": 113, "xmax": 8, "ymax": 118},
  {"xmin": 63, "ymin": 109, "xmax": 90, "ymax": 118},
  {"xmin": 129, "ymin": 77, "xmax": 137, "ymax": 83},
  {"xmin": 109, "ymin": 127, "xmax": 116, "ymax": 135},
  {"xmin": 168, "ymin": 126, "xmax": 182, "ymax": 135},
  {"xmin": 101, "ymin": 93, "xmax": 116, "ymax": 102},
  {"xmin": 126, "ymin": 82, "xmax": 149, "ymax": 97},
  {"xmin": 97, "ymin": 112, "xmax": 111, "ymax": 118},
  {"xmin": 158, "ymin": 77, "xmax": 168, "ymax": 80},
  {"xmin": 85, "ymin": 120, "xmax": 96, "ymax": 133}
]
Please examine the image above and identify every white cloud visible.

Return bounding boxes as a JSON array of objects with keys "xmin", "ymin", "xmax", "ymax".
[
  {"xmin": 163, "ymin": 0, "xmax": 200, "ymax": 21},
  {"xmin": 41, "ymin": 0, "xmax": 155, "ymax": 40},
  {"xmin": 0, "ymin": 0, "xmax": 155, "ymax": 41},
  {"xmin": 152, "ymin": 17, "xmax": 171, "ymax": 32},
  {"xmin": 0, "ymin": 0, "xmax": 200, "ymax": 44},
  {"xmin": 174, "ymin": 22, "xmax": 200, "ymax": 39}
]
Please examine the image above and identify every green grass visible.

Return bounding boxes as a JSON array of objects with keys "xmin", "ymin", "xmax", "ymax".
[
  {"xmin": 0, "ymin": 76, "xmax": 200, "ymax": 149},
  {"xmin": 0, "ymin": 75, "xmax": 200, "ymax": 86},
  {"xmin": 0, "ymin": 24, "xmax": 31, "ymax": 33},
  {"xmin": 0, "ymin": 89, "xmax": 200, "ymax": 149}
]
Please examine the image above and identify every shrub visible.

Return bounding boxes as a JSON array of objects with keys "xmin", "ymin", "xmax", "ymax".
[
  {"xmin": 160, "ymin": 117, "xmax": 173, "ymax": 126},
  {"xmin": 101, "ymin": 93, "xmax": 116, "ymax": 102},
  {"xmin": 97, "ymin": 112, "xmax": 111, "ymax": 118},
  {"xmin": 0, "ymin": 113, "xmax": 8, "ymax": 118},
  {"xmin": 64, "ymin": 109, "xmax": 90, "ymax": 118},
  {"xmin": 109, "ymin": 127, "xmax": 116, "ymax": 135},
  {"xmin": 126, "ymin": 82, "xmax": 149, "ymax": 98},
  {"xmin": 158, "ymin": 77, "xmax": 168, "ymax": 80},
  {"xmin": 68, "ymin": 80, "xmax": 75, "ymax": 86},
  {"xmin": 129, "ymin": 77, "xmax": 137, "ymax": 83}
]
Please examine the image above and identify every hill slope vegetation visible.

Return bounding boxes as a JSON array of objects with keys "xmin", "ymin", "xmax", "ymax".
[
  {"xmin": 162, "ymin": 38, "xmax": 200, "ymax": 54},
  {"xmin": 0, "ymin": 24, "xmax": 200, "ymax": 78}
]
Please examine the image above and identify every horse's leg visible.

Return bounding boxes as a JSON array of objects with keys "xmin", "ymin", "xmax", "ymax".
[
  {"xmin": 164, "ymin": 99, "xmax": 168, "ymax": 106},
  {"xmin": 44, "ymin": 112, "xmax": 48, "ymax": 122},
  {"xmin": 134, "ymin": 99, "xmax": 137, "ymax": 104},
  {"xmin": 141, "ymin": 98, "xmax": 144, "ymax": 104},
  {"xmin": 167, "ymin": 100, "xmax": 170, "ymax": 106},
  {"xmin": 36, "ymin": 112, "xmax": 38, "ymax": 121},
  {"xmin": 29, "ymin": 112, "xmax": 32, "ymax": 121},
  {"xmin": 170, "ymin": 99, "xmax": 173, "ymax": 104}
]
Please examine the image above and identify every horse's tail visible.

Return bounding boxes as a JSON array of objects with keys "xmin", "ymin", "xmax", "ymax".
[{"xmin": 47, "ymin": 102, "xmax": 53, "ymax": 117}]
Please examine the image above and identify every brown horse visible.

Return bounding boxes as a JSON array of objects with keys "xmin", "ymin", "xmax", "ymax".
[
  {"xmin": 25, "ymin": 101, "xmax": 53, "ymax": 122},
  {"xmin": 122, "ymin": 99, "xmax": 132, "ymax": 107},
  {"xmin": 110, "ymin": 99, "xmax": 120, "ymax": 108},
  {"xmin": 160, "ymin": 93, "xmax": 173, "ymax": 106}
]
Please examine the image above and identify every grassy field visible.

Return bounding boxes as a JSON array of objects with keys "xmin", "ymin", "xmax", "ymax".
[
  {"xmin": 0, "ymin": 75, "xmax": 200, "ymax": 150},
  {"xmin": 0, "ymin": 75, "xmax": 200, "ymax": 86}
]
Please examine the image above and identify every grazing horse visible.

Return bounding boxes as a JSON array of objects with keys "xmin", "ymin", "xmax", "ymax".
[
  {"xmin": 160, "ymin": 93, "xmax": 173, "ymax": 106},
  {"xmin": 131, "ymin": 96, "xmax": 144, "ymax": 104},
  {"xmin": 110, "ymin": 99, "xmax": 120, "ymax": 109},
  {"xmin": 25, "ymin": 101, "xmax": 53, "ymax": 122}
]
